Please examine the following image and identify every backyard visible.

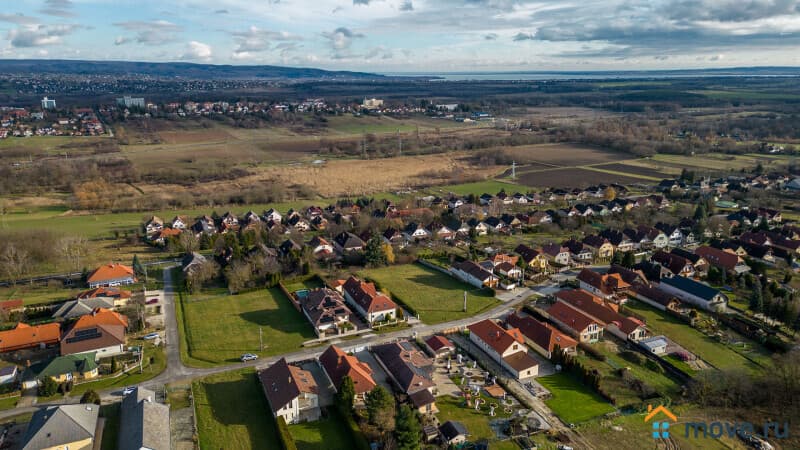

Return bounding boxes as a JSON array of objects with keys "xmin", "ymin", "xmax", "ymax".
[
  {"xmin": 178, "ymin": 287, "xmax": 316, "ymax": 366},
  {"xmin": 536, "ymin": 373, "xmax": 616, "ymax": 424},
  {"xmin": 435, "ymin": 393, "xmax": 518, "ymax": 450},
  {"xmin": 359, "ymin": 263, "xmax": 500, "ymax": 324},
  {"xmin": 288, "ymin": 408, "xmax": 359, "ymax": 450},
  {"xmin": 193, "ymin": 368, "xmax": 281, "ymax": 450}
]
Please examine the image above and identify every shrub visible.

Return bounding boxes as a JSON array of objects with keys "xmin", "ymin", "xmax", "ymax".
[
  {"xmin": 644, "ymin": 359, "xmax": 663, "ymax": 373},
  {"xmin": 275, "ymin": 416, "xmax": 298, "ymax": 450},
  {"xmin": 578, "ymin": 342, "xmax": 606, "ymax": 361},
  {"xmin": 38, "ymin": 377, "xmax": 59, "ymax": 397},
  {"xmin": 80, "ymin": 389, "xmax": 101, "ymax": 405},
  {"xmin": 620, "ymin": 350, "xmax": 645, "ymax": 365}
]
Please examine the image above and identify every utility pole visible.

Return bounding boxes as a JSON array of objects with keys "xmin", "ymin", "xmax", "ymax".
[
  {"xmin": 463, "ymin": 290, "xmax": 467, "ymax": 312},
  {"xmin": 511, "ymin": 161, "xmax": 516, "ymax": 180},
  {"xmin": 259, "ymin": 327, "xmax": 263, "ymax": 351},
  {"xmin": 397, "ymin": 129, "xmax": 402, "ymax": 156}
]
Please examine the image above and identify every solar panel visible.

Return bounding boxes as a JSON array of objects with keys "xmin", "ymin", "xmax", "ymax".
[{"xmin": 66, "ymin": 328, "xmax": 102, "ymax": 344}]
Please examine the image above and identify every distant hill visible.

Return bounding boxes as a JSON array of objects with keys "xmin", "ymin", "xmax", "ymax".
[{"xmin": 0, "ymin": 59, "xmax": 384, "ymax": 80}]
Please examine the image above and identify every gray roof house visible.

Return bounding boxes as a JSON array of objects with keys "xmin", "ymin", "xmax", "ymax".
[
  {"xmin": 119, "ymin": 387, "xmax": 171, "ymax": 450},
  {"xmin": 21, "ymin": 404, "xmax": 100, "ymax": 450},
  {"xmin": 658, "ymin": 276, "xmax": 727, "ymax": 312},
  {"xmin": 52, "ymin": 297, "xmax": 115, "ymax": 320}
]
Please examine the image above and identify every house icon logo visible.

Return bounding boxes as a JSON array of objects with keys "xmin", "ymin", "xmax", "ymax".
[{"xmin": 644, "ymin": 404, "xmax": 677, "ymax": 439}]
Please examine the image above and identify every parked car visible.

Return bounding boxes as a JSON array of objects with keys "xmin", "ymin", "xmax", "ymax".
[
  {"xmin": 241, "ymin": 353, "xmax": 258, "ymax": 362},
  {"xmin": 122, "ymin": 386, "xmax": 136, "ymax": 396},
  {"xmin": 142, "ymin": 332, "xmax": 160, "ymax": 340}
]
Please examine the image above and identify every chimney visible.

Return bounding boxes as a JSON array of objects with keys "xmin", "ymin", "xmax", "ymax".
[{"xmin": 647, "ymin": 404, "xmax": 653, "ymax": 413}]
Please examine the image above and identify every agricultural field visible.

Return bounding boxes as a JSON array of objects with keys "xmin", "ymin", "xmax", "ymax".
[
  {"xmin": 537, "ymin": 373, "xmax": 616, "ymax": 424},
  {"xmin": 193, "ymin": 369, "xmax": 281, "ymax": 450},
  {"xmin": 591, "ymin": 162, "xmax": 679, "ymax": 179},
  {"xmin": 499, "ymin": 143, "xmax": 625, "ymax": 166},
  {"xmin": 650, "ymin": 153, "xmax": 789, "ymax": 172},
  {"xmin": 178, "ymin": 287, "xmax": 316, "ymax": 366},
  {"xmin": 515, "ymin": 167, "xmax": 649, "ymax": 188},
  {"xmin": 288, "ymin": 408, "xmax": 359, "ymax": 450},
  {"xmin": 359, "ymin": 263, "xmax": 500, "ymax": 324},
  {"xmin": 624, "ymin": 300, "xmax": 770, "ymax": 373}
]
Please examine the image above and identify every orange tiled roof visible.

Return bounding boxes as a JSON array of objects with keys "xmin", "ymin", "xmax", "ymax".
[
  {"xmin": 0, "ymin": 322, "xmax": 61, "ymax": 352},
  {"xmin": 76, "ymin": 287, "xmax": 131, "ymax": 300},
  {"xmin": 87, "ymin": 263, "xmax": 136, "ymax": 283},
  {"xmin": 73, "ymin": 308, "xmax": 128, "ymax": 329}
]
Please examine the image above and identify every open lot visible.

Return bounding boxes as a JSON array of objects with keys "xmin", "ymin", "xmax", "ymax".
[
  {"xmin": 515, "ymin": 167, "xmax": 649, "ymax": 188},
  {"xmin": 624, "ymin": 300, "xmax": 768, "ymax": 373},
  {"xmin": 650, "ymin": 153, "xmax": 789, "ymax": 172},
  {"xmin": 592, "ymin": 162, "xmax": 678, "ymax": 179},
  {"xmin": 178, "ymin": 287, "xmax": 316, "ymax": 366},
  {"xmin": 193, "ymin": 368, "xmax": 281, "ymax": 450},
  {"xmin": 537, "ymin": 373, "xmax": 616, "ymax": 424},
  {"xmin": 288, "ymin": 408, "xmax": 358, "ymax": 450},
  {"xmin": 435, "ymin": 394, "xmax": 518, "ymax": 450},
  {"xmin": 498, "ymin": 143, "xmax": 626, "ymax": 166},
  {"xmin": 359, "ymin": 263, "xmax": 500, "ymax": 324}
]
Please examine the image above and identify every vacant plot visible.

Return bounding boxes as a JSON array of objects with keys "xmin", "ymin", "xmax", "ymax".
[
  {"xmin": 193, "ymin": 369, "xmax": 281, "ymax": 450},
  {"xmin": 158, "ymin": 129, "xmax": 233, "ymax": 144},
  {"xmin": 624, "ymin": 300, "xmax": 766, "ymax": 373},
  {"xmin": 0, "ymin": 284, "xmax": 79, "ymax": 306},
  {"xmin": 515, "ymin": 167, "xmax": 647, "ymax": 188},
  {"xmin": 499, "ymin": 144, "xmax": 626, "ymax": 166},
  {"xmin": 651, "ymin": 153, "xmax": 782, "ymax": 172},
  {"xmin": 537, "ymin": 373, "xmax": 616, "ymax": 424},
  {"xmin": 592, "ymin": 162, "xmax": 677, "ymax": 179},
  {"xmin": 359, "ymin": 263, "xmax": 500, "ymax": 324},
  {"xmin": 424, "ymin": 179, "xmax": 522, "ymax": 197},
  {"xmin": 435, "ymin": 394, "xmax": 518, "ymax": 450},
  {"xmin": 179, "ymin": 288, "xmax": 316, "ymax": 366},
  {"xmin": 289, "ymin": 408, "xmax": 358, "ymax": 450}
]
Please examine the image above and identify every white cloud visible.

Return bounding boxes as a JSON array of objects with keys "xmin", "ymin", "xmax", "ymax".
[{"xmin": 181, "ymin": 40, "xmax": 213, "ymax": 61}]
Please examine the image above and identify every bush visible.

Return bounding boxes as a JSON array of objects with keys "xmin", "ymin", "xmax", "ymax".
[
  {"xmin": 620, "ymin": 350, "xmax": 645, "ymax": 365},
  {"xmin": 578, "ymin": 342, "xmax": 606, "ymax": 361},
  {"xmin": 276, "ymin": 416, "xmax": 298, "ymax": 450},
  {"xmin": 80, "ymin": 389, "xmax": 101, "ymax": 405},
  {"xmin": 644, "ymin": 359, "xmax": 664, "ymax": 373},
  {"xmin": 38, "ymin": 377, "xmax": 59, "ymax": 397}
]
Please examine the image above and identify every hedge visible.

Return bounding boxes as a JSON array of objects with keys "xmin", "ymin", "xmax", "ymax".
[
  {"xmin": 337, "ymin": 407, "xmax": 370, "ymax": 450},
  {"xmin": 276, "ymin": 416, "xmax": 298, "ymax": 450},
  {"xmin": 578, "ymin": 342, "xmax": 606, "ymax": 361}
]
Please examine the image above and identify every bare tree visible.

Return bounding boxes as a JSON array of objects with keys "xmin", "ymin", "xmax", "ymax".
[
  {"xmin": 186, "ymin": 260, "xmax": 220, "ymax": 293},
  {"xmin": 57, "ymin": 236, "xmax": 90, "ymax": 273},
  {"xmin": 224, "ymin": 260, "xmax": 252, "ymax": 294},
  {"xmin": 0, "ymin": 243, "xmax": 31, "ymax": 284},
  {"xmin": 179, "ymin": 233, "xmax": 200, "ymax": 254}
]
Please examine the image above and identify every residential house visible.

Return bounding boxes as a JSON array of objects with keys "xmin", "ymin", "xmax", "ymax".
[
  {"xmin": 319, "ymin": 345, "xmax": 377, "ymax": 403},
  {"xmin": 118, "ymin": 387, "xmax": 171, "ymax": 450},
  {"xmin": 495, "ymin": 261, "xmax": 522, "ymax": 279},
  {"xmin": 23, "ymin": 353, "xmax": 98, "ymax": 389},
  {"xmin": 424, "ymin": 335, "xmax": 455, "ymax": 357},
  {"xmin": 263, "ymin": 208, "xmax": 282, "ymax": 223},
  {"xmin": 21, "ymin": 404, "xmax": 100, "ymax": 450},
  {"xmin": 52, "ymin": 298, "xmax": 115, "ymax": 320},
  {"xmin": 467, "ymin": 319, "xmax": 539, "ymax": 379},
  {"xmin": 427, "ymin": 222, "xmax": 455, "ymax": 240},
  {"xmin": 514, "ymin": 244, "xmax": 549, "ymax": 273},
  {"xmin": 651, "ymin": 251, "xmax": 695, "ymax": 277},
  {"xmin": 638, "ymin": 225, "xmax": 669, "ymax": 249},
  {"xmin": 403, "ymin": 222, "xmax": 431, "ymax": 241},
  {"xmin": 440, "ymin": 421, "xmax": 468, "ymax": 446},
  {"xmin": 259, "ymin": 358, "xmax": 320, "ymax": 424},
  {"xmin": 695, "ymin": 245, "xmax": 750, "ymax": 274},
  {"xmin": 576, "ymin": 269, "xmax": 631, "ymax": 302},
  {"xmin": 144, "ymin": 216, "xmax": 163, "ymax": 237},
  {"xmin": 545, "ymin": 302, "xmax": 602, "ymax": 342},
  {"xmin": 0, "ymin": 299, "xmax": 23, "ymax": 315},
  {"xmin": 489, "ymin": 253, "xmax": 519, "ymax": 267},
  {"xmin": 607, "ymin": 264, "xmax": 649, "ymax": 286},
  {"xmin": 170, "ymin": 216, "xmax": 188, "ymax": 230},
  {"xmin": 287, "ymin": 215, "xmax": 311, "ymax": 232},
  {"xmin": 450, "ymin": 260, "xmax": 499, "ymax": 289},
  {"xmin": 468, "ymin": 218, "xmax": 489, "ymax": 236},
  {"xmin": 382, "ymin": 227, "xmax": 405, "ymax": 246},
  {"xmin": 555, "ymin": 289, "xmax": 646, "ymax": 342},
  {"xmin": 87, "ymin": 263, "xmax": 137, "ymax": 288},
  {"xmin": 540, "ymin": 243, "xmax": 571, "ymax": 267},
  {"xmin": 182, "ymin": 252, "xmax": 207, "ymax": 277},
  {"xmin": 309, "ymin": 236, "xmax": 335, "ymax": 260},
  {"xmin": 562, "ymin": 239, "xmax": 593, "ymax": 264},
  {"xmin": 300, "ymin": 289, "xmax": 353, "ymax": 337},
  {"xmin": 629, "ymin": 284, "xmax": 682, "ymax": 312},
  {"xmin": 191, "ymin": 215, "xmax": 216, "ymax": 236},
  {"xmin": 600, "ymin": 229, "xmax": 635, "ymax": 253},
  {"xmin": 76, "ymin": 286, "xmax": 131, "ymax": 308},
  {"xmin": 333, "ymin": 232, "xmax": 366, "ymax": 254},
  {"xmin": 670, "ymin": 248, "xmax": 709, "ymax": 274},
  {"xmin": 506, "ymin": 312, "xmax": 577, "ymax": 359},
  {"xmin": 372, "ymin": 341, "xmax": 437, "ymax": 414},
  {"xmin": 220, "ymin": 212, "xmax": 239, "ymax": 232},
  {"xmin": 279, "ymin": 239, "xmax": 302, "ymax": 256},
  {"xmin": 60, "ymin": 308, "xmax": 128, "ymax": 358},
  {"xmin": 583, "ymin": 235, "xmax": 614, "ymax": 260},
  {"xmin": 342, "ymin": 276, "xmax": 397, "ymax": 324},
  {"xmin": 658, "ymin": 276, "xmax": 727, "ymax": 312},
  {"xmin": 151, "ymin": 228, "xmax": 182, "ymax": 245},
  {"xmin": 0, "ymin": 322, "xmax": 61, "ymax": 353},
  {"xmin": 655, "ymin": 223, "xmax": 685, "ymax": 247}
]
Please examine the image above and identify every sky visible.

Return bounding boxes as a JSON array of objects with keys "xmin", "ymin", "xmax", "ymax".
[{"xmin": 1, "ymin": 0, "xmax": 800, "ymax": 72}]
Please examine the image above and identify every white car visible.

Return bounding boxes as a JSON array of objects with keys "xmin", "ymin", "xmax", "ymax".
[
  {"xmin": 142, "ymin": 332, "xmax": 160, "ymax": 340},
  {"xmin": 240, "ymin": 353, "xmax": 259, "ymax": 362},
  {"xmin": 122, "ymin": 386, "xmax": 136, "ymax": 396}
]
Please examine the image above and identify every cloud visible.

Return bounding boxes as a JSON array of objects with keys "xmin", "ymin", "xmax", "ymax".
[
  {"xmin": 230, "ymin": 26, "xmax": 302, "ymax": 56},
  {"xmin": 322, "ymin": 27, "xmax": 365, "ymax": 52},
  {"xmin": 181, "ymin": 41, "xmax": 212, "ymax": 61},
  {"xmin": 114, "ymin": 35, "xmax": 132, "ymax": 46},
  {"xmin": 0, "ymin": 13, "xmax": 39, "ymax": 25},
  {"xmin": 484, "ymin": 33, "xmax": 498, "ymax": 40},
  {"xmin": 113, "ymin": 20, "xmax": 183, "ymax": 45},
  {"xmin": 354, "ymin": 0, "xmax": 371, "ymax": 4},
  {"xmin": 40, "ymin": 0, "xmax": 75, "ymax": 18},
  {"xmin": 513, "ymin": 32, "xmax": 535, "ymax": 41},
  {"xmin": 215, "ymin": 9, "xmax": 229, "ymax": 14},
  {"xmin": 399, "ymin": 0, "xmax": 414, "ymax": 11},
  {"xmin": 7, "ymin": 23, "xmax": 81, "ymax": 48}
]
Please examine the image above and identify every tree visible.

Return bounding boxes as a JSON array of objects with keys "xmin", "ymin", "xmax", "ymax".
[
  {"xmin": 0, "ymin": 242, "xmax": 30, "ymax": 284},
  {"xmin": 336, "ymin": 375, "xmax": 356, "ymax": 413},
  {"xmin": 749, "ymin": 283, "xmax": 763, "ymax": 313},
  {"xmin": 132, "ymin": 254, "xmax": 145, "ymax": 278},
  {"xmin": 225, "ymin": 260, "xmax": 252, "ymax": 294},
  {"xmin": 365, "ymin": 385, "xmax": 395, "ymax": 433},
  {"xmin": 603, "ymin": 186, "xmax": 617, "ymax": 201},
  {"xmin": 365, "ymin": 235, "xmax": 387, "ymax": 267},
  {"xmin": 693, "ymin": 204, "xmax": 707, "ymax": 221},
  {"xmin": 382, "ymin": 243, "xmax": 395, "ymax": 265},
  {"xmin": 57, "ymin": 236, "xmax": 89, "ymax": 273},
  {"xmin": 186, "ymin": 259, "xmax": 220, "ymax": 293},
  {"xmin": 621, "ymin": 251, "xmax": 635, "ymax": 269},
  {"xmin": 38, "ymin": 376, "xmax": 59, "ymax": 397},
  {"xmin": 80, "ymin": 389, "xmax": 101, "ymax": 405},
  {"xmin": 178, "ymin": 232, "xmax": 200, "ymax": 254},
  {"xmin": 395, "ymin": 404, "xmax": 422, "ymax": 450},
  {"xmin": 110, "ymin": 356, "xmax": 119, "ymax": 373}
]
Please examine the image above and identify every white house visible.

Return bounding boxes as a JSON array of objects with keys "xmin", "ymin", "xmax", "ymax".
[
  {"xmin": 467, "ymin": 319, "xmax": 538, "ymax": 379},
  {"xmin": 259, "ymin": 358, "xmax": 320, "ymax": 424},
  {"xmin": 658, "ymin": 276, "xmax": 727, "ymax": 312}
]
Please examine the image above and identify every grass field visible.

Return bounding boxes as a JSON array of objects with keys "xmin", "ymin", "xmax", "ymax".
[
  {"xmin": 537, "ymin": 373, "xmax": 616, "ymax": 424},
  {"xmin": 435, "ymin": 394, "xmax": 518, "ymax": 450},
  {"xmin": 193, "ymin": 369, "xmax": 281, "ymax": 450},
  {"xmin": 0, "ymin": 284, "xmax": 80, "ymax": 306},
  {"xmin": 624, "ymin": 300, "xmax": 766, "ymax": 372},
  {"xmin": 179, "ymin": 287, "xmax": 316, "ymax": 366},
  {"xmin": 359, "ymin": 263, "xmax": 500, "ymax": 324},
  {"xmin": 424, "ymin": 179, "xmax": 522, "ymax": 197},
  {"xmin": 591, "ymin": 342, "xmax": 683, "ymax": 400},
  {"xmin": 650, "ymin": 153, "xmax": 786, "ymax": 172},
  {"xmin": 288, "ymin": 408, "xmax": 358, "ymax": 450}
]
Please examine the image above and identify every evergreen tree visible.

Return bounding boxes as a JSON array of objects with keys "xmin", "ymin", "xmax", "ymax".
[
  {"xmin": 336, "ymin": 375, "xmax": 356, "ymax": 413},
  {"xmin": 80, "ymin": 389, "xmax": 101, "ymax": 405},
  {"xmin": 365, "ymin": 235, "xmax": 387, "ymax": 267},
  {"xmin": 38, "ymin": 376, "xmax": 58, "ymax": 397},
  {"xmin": 395, "ymin": 404, "xmax": 422, "ymax": 450},
  {"xmin": 749, "ymin": 283, "xmax": 763, "ymax": 313},
  {"xmin": 621, "ymin": 251, "xmax": 636, "ymax": 268},
  {"xmin": 132, "ymin": 254, "xmax": 145, "ymax": 277},
  {"xmin": 693, "ymin": 204, "xmax": 707, "ymax": 221},
  {"xmin": 365, "ymin": 385, "xmax": 395, "ymax": 433}
]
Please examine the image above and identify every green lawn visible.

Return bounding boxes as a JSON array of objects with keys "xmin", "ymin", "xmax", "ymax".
[
  {"xmin": 289, "ymin": 408, "xmax": 358, "ymax": 450},
  {"xmin": 435, "ymin": 394, "xmax": 518, "ymax": 450},
  {"xmin": 179, "ymin": 287, "xmax": 316, "ymax": 366},
  {"xmin": 423, "ymin": 179, "xmax": 522, "ymax": 197},
  {"xmin": 0, "ymin": 284, "xmax": 79, "ymax": 306},
  {"xmin": 590, "ymin": 343, "xmax": 683, "ymax": 401},
  {"xmin": 359, "ymin": 263, "xmax": 500, "ymax": 324},
  {"xmin": 100, "ymin": 403, "xmax": 121, "ymax": 450},
  {"xmin": 0, "ymin": 395, "xmax": 18, "ymax": 411},
  {"xmin": 193, "ymin": 369, "xmax": 281, "ymax": 450},
  {"xmin": 624, "ymin": 300, "xmax": 766, "ymax": 373},
  {"xmin": 283, "ymin": 276, "xmax": 325, "ymax": 294},
  {"xmin": 537, "ymin": 373, "xmax": 616, "ymax": 424}
]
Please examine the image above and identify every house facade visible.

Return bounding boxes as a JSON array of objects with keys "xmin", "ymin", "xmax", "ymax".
[
  {"xmin": 259, "ymin": 358, "xmax": 320, "ymax": 424},
  {"xmin": 467, "ymin": 319, "xmax": 538, "ymax": 379}
]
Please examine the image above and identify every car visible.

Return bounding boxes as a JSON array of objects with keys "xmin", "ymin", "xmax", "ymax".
[
  {"xmin": 122, "ymin": 386, "xmax": 136, "ymax": 396},
  {"xmin": 142, "ymin": 332, "xmax": 160, "ymax": 340},
  {"xmin": 241, "ymin": 353, "xmax": 258, "ymax": 362}
]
